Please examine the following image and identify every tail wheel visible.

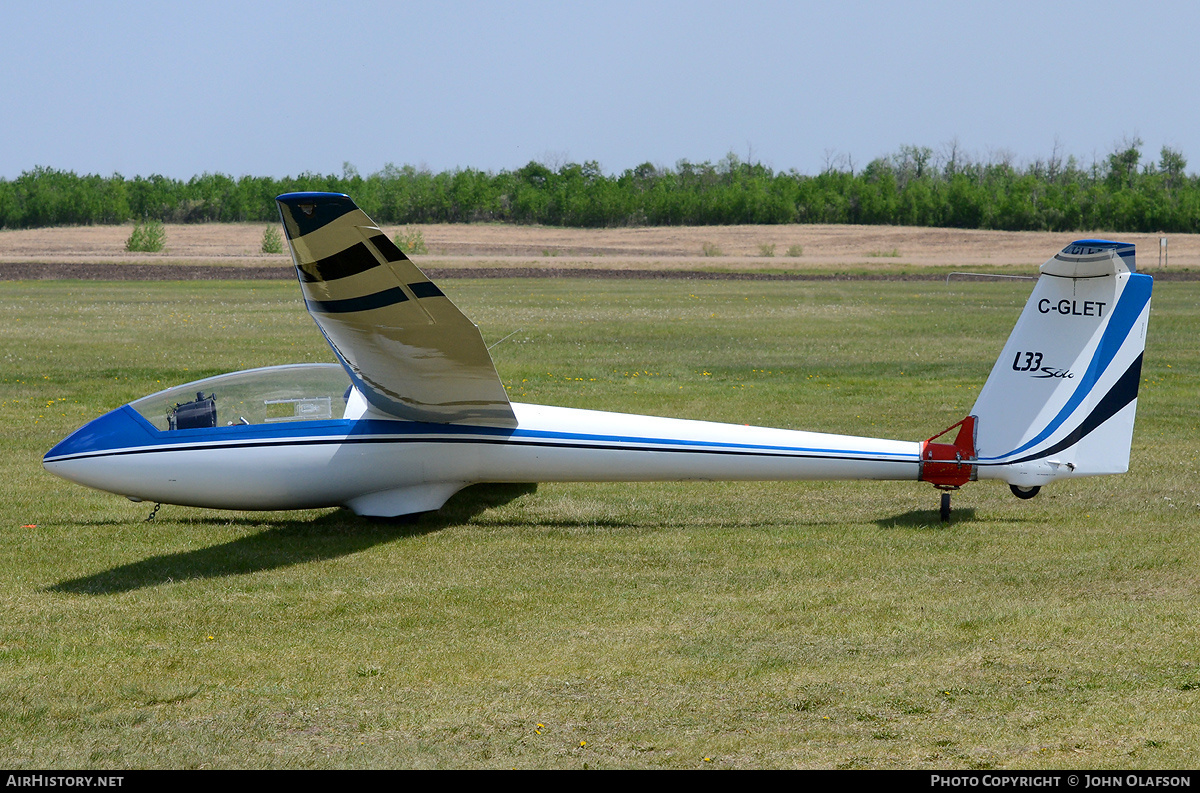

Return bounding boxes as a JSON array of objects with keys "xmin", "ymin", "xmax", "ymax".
[
  {"xmin": 1009, "ymin": 484, "xmax": 1041, "ymax": 500},
  {"xmin": 939, "ymin": 492, "xmax": 951, "ymax": 522}
]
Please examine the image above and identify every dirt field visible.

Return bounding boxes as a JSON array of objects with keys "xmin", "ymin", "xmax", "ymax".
[{"xmin": 1, "ymin": 222, "xmax": 1196, "ymax": 276}]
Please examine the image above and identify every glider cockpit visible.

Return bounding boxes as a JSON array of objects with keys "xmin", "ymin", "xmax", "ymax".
[{"xmin": 128, "ymin": 364, "xmax": 357, "ymax": 431}]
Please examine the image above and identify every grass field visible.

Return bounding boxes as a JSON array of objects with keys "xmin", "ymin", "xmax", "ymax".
[
  {"xmin": 1, "ymin": 276, "xmax": 1197, "ymax": 769},
  {"xmin": 5, "ymin": 221, "xmax": 1199, "ymax": 272}
]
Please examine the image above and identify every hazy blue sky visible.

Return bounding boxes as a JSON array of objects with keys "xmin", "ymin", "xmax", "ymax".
[{"xmin": 4, "ymin": 1, "xmax": 1196, "ymax": 179}]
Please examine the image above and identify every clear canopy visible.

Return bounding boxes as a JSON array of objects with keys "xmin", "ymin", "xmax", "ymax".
[{"xmin": 128, "ymin": 363, "xmax": 354, "ymax": 431}]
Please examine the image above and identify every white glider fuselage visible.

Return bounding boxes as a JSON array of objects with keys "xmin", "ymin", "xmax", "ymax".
[{"xmin": 44, "ymin": 384, "xmax": 920, "ymax": 517}]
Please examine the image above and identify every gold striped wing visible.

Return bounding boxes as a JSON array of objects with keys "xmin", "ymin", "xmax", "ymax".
[{"xmin": 276, "ymin": 193, "xmax": 516, "ymax": 427}]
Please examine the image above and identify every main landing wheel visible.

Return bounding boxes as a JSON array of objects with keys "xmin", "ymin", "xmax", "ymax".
[
  {"xmin": 939, "ymin": 492, "xmax": 952, "ymax": 522},
  {"xmin": 1009, "ymin": 485, "xmax": 1041, "ymax": 500}
]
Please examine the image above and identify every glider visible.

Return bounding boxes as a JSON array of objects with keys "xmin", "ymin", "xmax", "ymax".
[{"xmin": 44, "ymin": 194, "xmax": 1153, "ymax": 521}]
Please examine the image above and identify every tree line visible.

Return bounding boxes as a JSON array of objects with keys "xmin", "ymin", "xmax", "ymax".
[{"xmin": 2, "ymin": 141, "xmax": 1196, "ymax": 232}]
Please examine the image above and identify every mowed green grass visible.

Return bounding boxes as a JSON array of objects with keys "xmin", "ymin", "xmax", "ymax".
[{"xmin": 1, "ymin": 277, "xmax": 1197, "ymax": 769}]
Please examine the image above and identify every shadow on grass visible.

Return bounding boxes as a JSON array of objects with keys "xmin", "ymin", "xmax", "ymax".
[
  {"xmin": 875, "ymin": 507, "xmax": 977, "ymax": 530},
  {"xmin": 47, "ymin": 483, "xmax": 537, "ymax": 595}
]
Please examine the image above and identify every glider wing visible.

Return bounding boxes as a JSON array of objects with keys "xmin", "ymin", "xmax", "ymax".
[{"xmin": 275, "ymin": 192, "xmax": 516, "ymax": 427}]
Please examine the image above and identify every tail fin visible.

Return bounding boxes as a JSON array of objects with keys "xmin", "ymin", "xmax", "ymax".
[{"xmin": 970, "ymin": 240, "xmax": 1153, "ymax": 487}]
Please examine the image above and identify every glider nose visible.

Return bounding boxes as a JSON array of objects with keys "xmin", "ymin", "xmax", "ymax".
[{"xmin": 43, "ymin": 406, "xmax": 157, "ymax": 493}]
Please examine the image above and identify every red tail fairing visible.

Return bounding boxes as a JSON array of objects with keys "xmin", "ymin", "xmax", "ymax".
[{"xmin": 919, "ymin": 416, "xmax": 977, "ymax": 488}]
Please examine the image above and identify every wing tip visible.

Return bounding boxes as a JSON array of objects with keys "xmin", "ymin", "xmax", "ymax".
[
  {"xmin": 276, "ymin": 191, "xmax": 352, "ymax": 202},
  {"xmin": 275, "ymin": 193, "xmax": 359, "ymax": 240}
]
